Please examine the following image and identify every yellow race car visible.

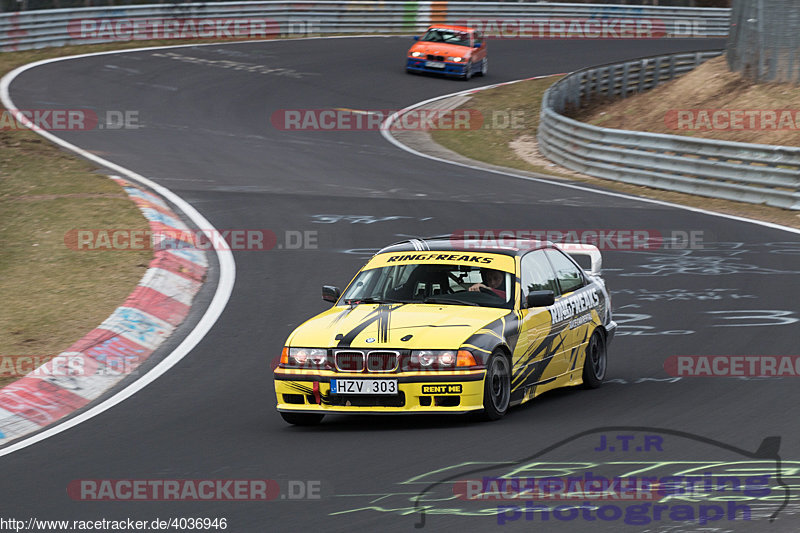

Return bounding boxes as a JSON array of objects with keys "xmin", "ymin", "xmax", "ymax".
[{"xmin": 274, "ymin": 237, "xmax": 616, "ymax": 425}]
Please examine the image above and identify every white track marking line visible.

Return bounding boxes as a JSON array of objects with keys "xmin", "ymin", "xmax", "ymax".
[
  {"xmin": 0, "ymin": 34, "xmax": 402, "ymax": 456},
  {"xmin": 0, "ymin": 54, "xmax": 236, "ymax": 456},
  {"xmin": 3, "ymin": 36, "xmax": 795, "ymax": 456},
  {"xmin": 380, "ymin": 77, "xmax": 800, "ymax": 236}
]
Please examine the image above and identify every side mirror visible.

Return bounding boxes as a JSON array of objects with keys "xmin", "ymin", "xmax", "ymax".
[
  {"xmin": 322, "ymin": 285, "xmax": 341, "ymax": 303},
  {"xmin": 526, "ymin": 290, "xmax": 555, "ymax": 308},
  {"xmin": 413, "ymin": 36, "xmax": 419, "ymax": 41}
]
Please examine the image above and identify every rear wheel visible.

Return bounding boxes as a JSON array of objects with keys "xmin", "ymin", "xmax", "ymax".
[
  {"xmin": 480, "ymin": 351, "xmax": 511, "ymax": 420},
  {"xmin": 477, "ymin": 58, "xmax": 488, "ymax": 76},
  {"xmin": 582, "ymin": 330, "xmax": 607, "ymax": 389},
  {"xmin": 280, "ymin": 412, "xmax": 324, "ymax": 426}
]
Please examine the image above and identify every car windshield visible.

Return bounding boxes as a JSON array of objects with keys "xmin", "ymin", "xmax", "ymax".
[
  {"xmin": 420, "ymin": 28, "xmax": 471, "ymax": 47},
  {"xmin": 340, "ymin": 263, "xmax": 514, "ymax": 309}
]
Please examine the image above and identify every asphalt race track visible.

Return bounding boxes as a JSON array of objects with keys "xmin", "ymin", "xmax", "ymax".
[{"xmin": 3, "ymin": 36, "xmax": 800, "ymax": 532}]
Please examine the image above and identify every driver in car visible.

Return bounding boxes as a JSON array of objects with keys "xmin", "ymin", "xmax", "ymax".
[{"xmin": 469, "ymin": 268, "xmax": 505, "ymax": 298}]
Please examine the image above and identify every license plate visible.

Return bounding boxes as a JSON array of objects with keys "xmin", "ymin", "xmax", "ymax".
[
  {"xmin": 331, "ymin": 379, "xmax": 398, "ymax": 395},
  {"xmin": 425, "ymin": 61, "xmax": 445, "ymax": 68}
]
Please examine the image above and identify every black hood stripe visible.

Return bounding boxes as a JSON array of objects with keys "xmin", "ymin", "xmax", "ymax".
[{"xmin": 336, "ymin": 304, "xmax": 405, "ymax": 348}]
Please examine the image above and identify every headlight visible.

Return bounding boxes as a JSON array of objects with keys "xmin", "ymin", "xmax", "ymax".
[
  {"xmin": 284, "ymin": 347, "xmax": 329, "ymax": 368},
  {"xmin": 447, "ymin": 56, "xmax": 464, "ymax": 62},
  {"xmin": 417, "ymin": 351, "xmax": 437, "ymax": 367},
  {"xmin": 411, "ymin": 350, "xmax": 458, "ymax": 369},
  {"xmin": 411, "ymin": 51, "xmax": 425, "ymax": 58},
  {"xmin": 439, "ymin": 352, "xmax": 456, "ymax": 366},
  {"xmin": 408, "ymin": 349, "xmax": 479, "ymax": 370}
]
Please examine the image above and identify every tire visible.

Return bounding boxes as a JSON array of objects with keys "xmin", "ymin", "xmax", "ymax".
[
  {"xmin": 462, "ymin": 62, "xmax": 473, "ymax": 81},
  {"xmin": 477, "ymin": 58, "xmax": 488, "ymax": 77},
  {"xmin": 280, "ymin": 412, "xmax": 324, "ymax": 426},
  {"xmin": 480, "ymin": 351, "xmax": 511, "ymax": 420},
  {"xmin": 582, "ymin": 330, "xmax": 607, "ymax": 389}
]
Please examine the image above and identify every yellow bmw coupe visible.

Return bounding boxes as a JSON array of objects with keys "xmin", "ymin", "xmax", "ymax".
[{"xmin": 274, "ymin": 237, "xmax": 616, "ymax": 425}]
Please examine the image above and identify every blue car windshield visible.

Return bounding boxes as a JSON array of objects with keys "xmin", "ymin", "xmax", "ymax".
[
  {"xmin": 421, "ymin": 29, "xmax": 470, "ymax": 47},
  {"xmin": 340, "ymin": 263, "xmax": 513, "ymax": 309}
]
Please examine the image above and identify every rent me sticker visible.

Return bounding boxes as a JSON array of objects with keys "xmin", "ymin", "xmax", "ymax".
[{"xmin": 421, "ymin": 384, "xmax": 463, "ymax": 394}]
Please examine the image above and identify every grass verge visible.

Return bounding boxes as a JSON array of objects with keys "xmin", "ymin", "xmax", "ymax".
[
  {"xmin": 0, "ymin": 33, "xmax": 407, "ymax": 390},
  {"xmin": 576, "ymin": 56, "xmax": 800, "ymax": 147},
  {"xmin": 429, "ymin": 74, "xmax": 800, "ymax": 229},
  {"xmin": 431, "ymin": 76, "xmax": 565, "ymax": 175},
  {"xmin": 0, "ymin": 41, "xmax": 223, "ymax": 388}
]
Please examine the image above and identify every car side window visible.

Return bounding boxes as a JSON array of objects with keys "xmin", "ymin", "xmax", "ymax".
[
  {"xmin": 544, "ymin": 249, "xmax": 585, "ymax": 294},
  {"xmin": 520, "ymin": 250, "xmax": 559, "ymax": 302}
]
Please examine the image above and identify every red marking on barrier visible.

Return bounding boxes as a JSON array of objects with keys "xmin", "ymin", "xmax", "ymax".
[
  {"xmin": 0, "ymin": 379, "xmax": 89, "ymax": 426},
  {"xmin": 126, "ymin": 286, "xmax": 190, "ymax": 326},
  {"xmin": 150, "ymin": 251, "xmax": 207, "ymax": 282}
]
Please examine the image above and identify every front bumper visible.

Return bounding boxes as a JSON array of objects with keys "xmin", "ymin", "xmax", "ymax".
[
  {"xmin": 274, "ymin": 369, "xmax": 486, "ymax": 414},
  {"xmin": 406, "ymin": 58, "xmax": 469, "ymax": 77}
]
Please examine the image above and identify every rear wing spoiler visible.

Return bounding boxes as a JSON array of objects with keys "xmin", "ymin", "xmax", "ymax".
[{"xmin": 554, "ymin": 243, "xmax": 602, "ymax": 277}]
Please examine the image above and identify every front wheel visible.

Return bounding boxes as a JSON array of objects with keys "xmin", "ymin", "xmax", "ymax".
[
  {"xmin": 582, "ymin": 330, "xmax": 607, "ymax": 389},
  {"xmin": 477, "ymin": 58, "xmax": 488, "ymax": 77},
  {"xmin": 462, "ymin": 62, "xmax": 473, "ymax": 80},
  {"xmin": 280, "ymin": 412, "xmax": 324, "ymax": 426},
  {"xmin": 480, "ymin": 351, "xmax": 511, "ymax": 420}
]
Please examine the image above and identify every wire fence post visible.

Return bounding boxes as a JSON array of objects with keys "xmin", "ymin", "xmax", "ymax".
[{"xmin": 727, "ymin": 0, "xmax": 800, "ymax": 84}]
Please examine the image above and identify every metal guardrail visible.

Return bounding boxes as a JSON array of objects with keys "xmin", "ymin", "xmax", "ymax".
[
  {"xmin": 9, "ymin": 2, "xmax": 789, "ymax": 209},
  {"xmin": 538, "ymin": 51, "xmax": 800, "ymax": 210},
  {"xmin": 0, "ymin": 1, "xmax": 730, "ymax": 51}
]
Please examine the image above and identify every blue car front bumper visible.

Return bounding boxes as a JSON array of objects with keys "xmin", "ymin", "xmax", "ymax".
[{"xmin": 406, "ymin": 58, "xmax": 469, "ymax": 77}]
